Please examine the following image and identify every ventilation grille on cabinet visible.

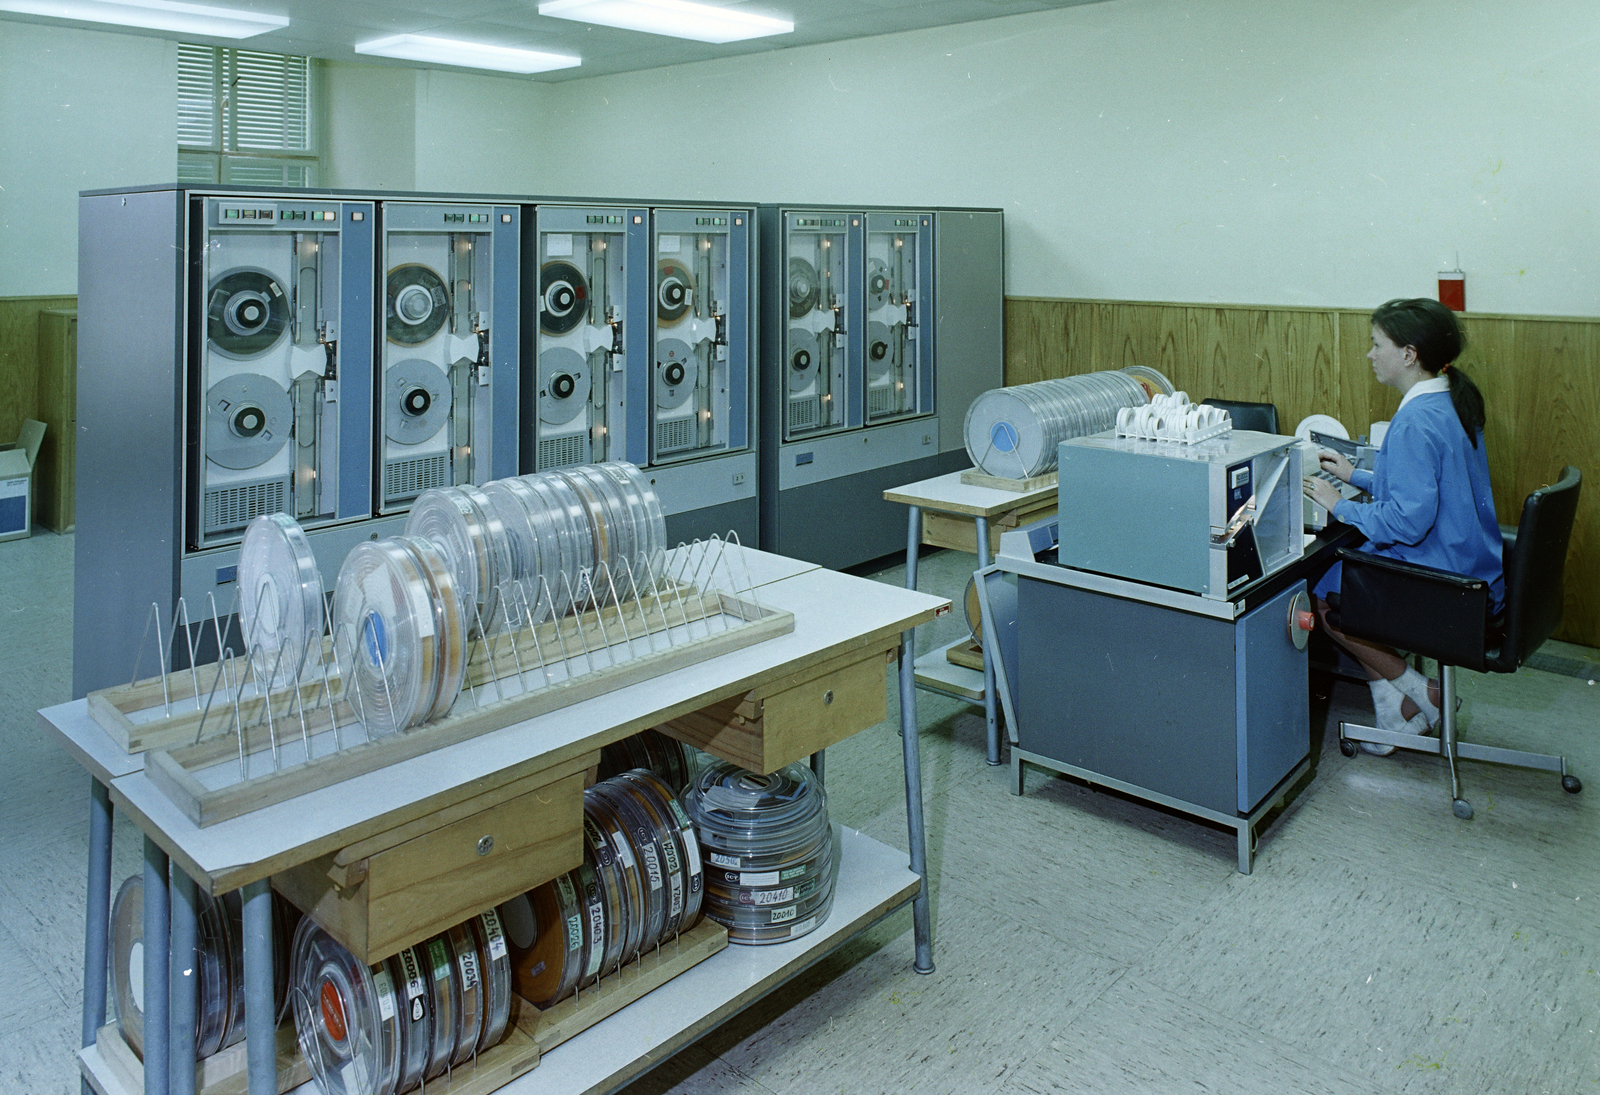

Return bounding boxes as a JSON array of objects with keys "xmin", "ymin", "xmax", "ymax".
[
  {"xmin": 537, "ymin": 433, "xmax": 588, "ymax": 470},
  {"xmin": 656, "ymin": 415, "xmax": 695, "ymax": 454},
  {"xmin": 867, "ymin": 385, "xmax": 897, "ymax": 420},
  {"xmin": 788, "ymin": 396, "xmax": 820, "ymax": 432},
  {"xmin": 204, "ymin": 477, "xmax": 287, "ymax": 535},
  {"xmin": 385, "ymin": 453, "xmax": 449, "ymax": 503}
]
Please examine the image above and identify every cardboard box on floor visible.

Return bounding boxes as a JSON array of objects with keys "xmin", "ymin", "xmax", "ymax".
[{"xmin": 0, "ymin": 419, "xmax": 46, "ymax": 542}]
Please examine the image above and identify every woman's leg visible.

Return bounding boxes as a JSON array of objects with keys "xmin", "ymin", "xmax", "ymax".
[{"xmin": 1315, "ymin": 598, "xmax": 1422, "ymax": 719}]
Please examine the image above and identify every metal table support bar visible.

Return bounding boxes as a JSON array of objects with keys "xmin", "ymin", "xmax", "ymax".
[
  {"xmin": 1012, "ymin": 748, "xmax": 1311, "ymax": 874},
  {"xmin": 243, "ymin": 880, "xmax": 275, "ymax": 1095},
  {"xmin": 169, "ymin": 870, "xmax": 198, "ymax": 1095},
  {"xmin": 82, "ymin": 778, "xmax": 113, "ymax": 1095},
  {"xmin": 142, "ymin": 838, "xmax": 171, "ymax": 1095},
  {"xmin": 901, "ymin": 506, "xmax": 934, "ymax": 974},
  {"xmin": 973, "ymin": 515, "xmax": 1001, "ymax": 766}
]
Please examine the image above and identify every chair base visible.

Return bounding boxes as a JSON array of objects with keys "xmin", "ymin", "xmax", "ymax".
[{"xmin": 1337, "ymin": 662, "xmax": 1579, "ymax": 819}]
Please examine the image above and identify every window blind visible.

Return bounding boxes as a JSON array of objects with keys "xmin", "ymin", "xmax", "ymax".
[{"xmin": 177, "ymin": 44, "xmax": 317, "ymax": 187}]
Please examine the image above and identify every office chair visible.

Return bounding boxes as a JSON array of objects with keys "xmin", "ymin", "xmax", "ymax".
[
  {"xmin": 1200, "ymin": 398, "xmax": 1279, "ymax": 434},
  {"xmin": 1335, "ymin": 465, "xmax": 1583, "ymax": 819}
]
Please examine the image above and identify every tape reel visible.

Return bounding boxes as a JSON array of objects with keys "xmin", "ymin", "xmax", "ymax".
[
  {"xmin": 788, "ymin": 329, "xmax": 819, "ymax": 392},
  {"xmin": 788, "ymin": 257, "xmax": 819, "ymax": 318},
  {"xmin": 387, "ymin": 264, "xmax": 450, "ymax": 346},
  {"xmin": 207, "ymin": 268, "xmax": 289, "ymax": 358},
  {"xmin": 385, "ymin": 359, "xmax": 452, "ymax": 446},
  {"xmin": 538, "ymin": 346, "xmax": 590, "ymax": 426},
  {"xmin": 206, "ymin": 372, "xmax": 291, "ymax": 471},
  {"xmin": 540, "ymin": 261, "xmax": 589, "ymax": 336},
  {"xmin": 656, "ymin": 260, "xmax": 693, "ymax": 326},
  {"xmin": 655, "ymin": 339, "xmax": 696, "ymax": 410},
  {"xmin": 290, "ymin": 918, "xmax": 401, "ymax": 1095},
  {"xmin": 238, "ymin": 513, "xmax": 325, "ymax": 686},
  {"xmin": 866, "ymin": 259, "xmax": 891, "ymax": 310},
  {"xmin": 866, "ymin": 320, "xmax": 894, "ymax": 383}
]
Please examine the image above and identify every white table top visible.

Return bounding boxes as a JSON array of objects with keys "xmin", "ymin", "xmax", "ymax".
[
  {"xmin": 44, "ymin": 555, "xmax": 946, "ymax": 893},
  {"xmin": 882, "ymin": 469, "xmax": 1057, "ymax": 518}
]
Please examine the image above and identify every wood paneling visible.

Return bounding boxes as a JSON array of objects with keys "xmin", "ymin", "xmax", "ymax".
[
  {"xmin": 1004, "ymin": 297, "xmax": 1600, "ymax": 648},
  {"xmin": 0, "ymin": 295, "xmax": 76, "ymax": 444},
  {"xmin": 35, "ymin": 309, "xmax": 76, "ymax": 532}
]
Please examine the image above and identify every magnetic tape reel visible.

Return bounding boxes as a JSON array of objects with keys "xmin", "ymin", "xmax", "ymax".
[
  {"xmin": 540, "ymin": 261, "xmax": 589, "ymax": 336},
  {"xmin": 404, "ymin": 486, "xmax": 513, "ymax": 638},
  {"xmin": 206, "ymin": 372, "xmax": 292, "ymax": 471},
  {"xmin": 787, "ymin": 329, "xmax": 819, "ymax": 392},
  {"xmin": 384, "ymin": 359, "xmax": 453, "ymax": 445},
  {"xmin": 655, "ymin": 339, "xmax": 697, "ymax": 410},
  {"xmin": 291, "ymin": 918, "xmax": 401, "ymax": 1095},
  {"xmin": 207, "ymin": 268, "xmax": 290, "ymax": 358},
  {"xmin": 655, "ymin": 260, "xmax": 693, "ymax": 326},
  {"xmin": 386, "ymin": 264, "xmax": 450, "ymax": 346},
  {"xmin": 787, "ymin": 257, "xmax": 819, "ymax": 319},
  {"xmin": 866, "ymin": 320, "xmax": 894, "ymax": 383},
  {"xmin": 238, "ymin": 512, "xmax": 325, "ymax": 685},
  {"xmin": 538, "ymin": 346, "xmax": 590, "ymax": 426},
  {"xmin": 866, "ymin": 259, "xmax": 891, "ymax": 310}
]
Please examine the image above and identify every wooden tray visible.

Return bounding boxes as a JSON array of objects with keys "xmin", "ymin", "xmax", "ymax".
[
  {"xmin": 958, "ymin": 467, "xmax": 1059, "ymax": 492},
  {"xmin": 130, "ymin": 589, "xmax": 791, "ymax": 827}
]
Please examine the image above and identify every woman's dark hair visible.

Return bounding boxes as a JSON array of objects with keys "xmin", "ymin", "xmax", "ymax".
[{"xmin": 1371, "ymin": 297, "xmax": 1486, "ymax": 447}]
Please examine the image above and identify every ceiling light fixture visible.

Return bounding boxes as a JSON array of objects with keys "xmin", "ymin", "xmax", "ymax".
[
  {"xmin": 354, "ymin": 33, "xmax": 581, "ymax": 74},
  {"xmin": 538, "ymin": 0, "xmax": 792, "ymax": 44},
  {"xmin": 0, "ymin": 0, "xmax": 287, "ymax": 37}
]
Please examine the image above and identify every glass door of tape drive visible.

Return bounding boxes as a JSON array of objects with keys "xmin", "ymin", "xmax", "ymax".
[
  {"xmin": 781, "ymin": 212, "xmax": 858, "ymax": 441},
  {"xmin": 190, "ymin": 195, "xmax": 375, "ymax": 550},
  {"xmin": 862, "ymin": 212, "xmax": 934, "ymax": 427},
  {"xmin": 650, "ymin": 208, "xmax": 751, "ymax": 464},
  {"xmin": 533, "ymin": 205, "xmax": 646, "ymax": 471},
  {"xmin": 378, "ymin": 201, "xmax": 520, "ymax": 511}
]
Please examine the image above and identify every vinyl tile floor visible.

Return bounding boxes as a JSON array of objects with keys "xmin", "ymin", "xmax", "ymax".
[{"xmin": 5, "ymin": 532, "xmax": 1598, "ymax": 1094}]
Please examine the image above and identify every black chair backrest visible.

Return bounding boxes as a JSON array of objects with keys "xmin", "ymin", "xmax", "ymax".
[
  {"xmin": 1493, "ymin": 465, "xmax": 1582, "ymax": 670},
  {"xmin": 1200, "ymin": 398, "xmax": 1279, "ymax": 434}
]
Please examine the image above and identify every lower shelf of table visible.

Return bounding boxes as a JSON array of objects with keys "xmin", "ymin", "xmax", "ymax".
[
  {"xmin": 913, "ymin": 639, "xmax": 985, "ymax": 702},
  {"xmin": 79, "ymin": 825, "xmax": 921, "ymax": 1095}
]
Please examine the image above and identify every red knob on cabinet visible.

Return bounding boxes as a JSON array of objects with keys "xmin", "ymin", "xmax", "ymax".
[{"xmin": 1295, "ymin": 609, "xmax": 1316, "ymax": 632}]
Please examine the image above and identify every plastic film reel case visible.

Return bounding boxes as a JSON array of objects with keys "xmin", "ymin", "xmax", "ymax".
[{"xmin": 291, "ymin": 918, "xmax": 402, "ymax": 1095}]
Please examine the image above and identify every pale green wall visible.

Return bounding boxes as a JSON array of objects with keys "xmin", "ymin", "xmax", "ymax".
[
  {"xmin": 0, "ymin": 20, "xmax": 176, "ymax": 296},
  {"xmin": 3, "ymin": 0, "xmax": 1598, "ymax": 313}
]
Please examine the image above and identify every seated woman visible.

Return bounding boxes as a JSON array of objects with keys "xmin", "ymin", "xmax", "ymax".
[{"xmin": 1303, "ymin": 298, "xmax": 1503, "ymax": 755}]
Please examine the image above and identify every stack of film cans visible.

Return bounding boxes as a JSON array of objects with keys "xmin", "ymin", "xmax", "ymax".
[
  {"xmin": 290, "ymin": 909, "xmax": 512, "ymax": 1095},
  {"xmin": 109, "ymin": 875, "xmax": 299, "ymax": 1061},
  {"xmin": 682, "ymin": 760, "xmax": 836, "ymax": 945},
  {"xmin": 503, "ymin": 765, "xmax": 704, "ymax": 1009}
]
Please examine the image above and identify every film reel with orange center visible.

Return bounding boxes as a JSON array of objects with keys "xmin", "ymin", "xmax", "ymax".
[
  {"xmin": 500, "ymin": 871, "xmax": 584, "ymax": 1009},
  {"xmin": 289, "ymin": 918, "xmax": 401, "ymax": 1095}
]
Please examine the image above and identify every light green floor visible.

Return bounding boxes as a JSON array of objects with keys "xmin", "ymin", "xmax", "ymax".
[{"xmin": 3, "ymin": 533, "xmax": 1596, "ymax": 1093}]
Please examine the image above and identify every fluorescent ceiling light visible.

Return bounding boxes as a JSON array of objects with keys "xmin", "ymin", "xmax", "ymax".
[
  {"xmin": 355, "ymin": 33, "xmax": 581, "ymax": 74},
  {"xmin": 0, "ymin": 0, "xmax": 287, "ymax": 38},
  {"xmin": 539, "ymin": 0, "xmax": 792, "ymax": 44}
]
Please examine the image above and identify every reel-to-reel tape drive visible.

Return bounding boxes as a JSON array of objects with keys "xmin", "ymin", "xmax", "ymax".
[
  {"xmin": 193, "ymin": 195, "xmax": 375, "ymax": 548},
  {"xmin": 758, "ymin": 205, "xmax": 1002, "ymax": 571},
  {"xmin": 782, "ymin": 215, "xmax": 852, "ymax": 440},
  {"xmin": 378, "ymin": 202, "xmax": 520, "ymax": 512},
  {"xmin": 651, "ymin": 209, "xmax": 749, "ymax": 467},
  {"xmin": 530, "ymin": 205, "xmax": 645, "ymax": 472}
]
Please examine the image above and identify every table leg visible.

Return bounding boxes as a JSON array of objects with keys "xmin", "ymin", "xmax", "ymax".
[
  {"xmin": 142, "ymin": 838, "xmax": 170, "ymax": 1095},
  {"xmin": 169, "ymin": 869, "xmax": 199, "ymax": 1095},
  {"xmin": 974, "ymin": 516, "xmax": 1000, "ymax": 766},
  {"xmin": 243, "ymin": 880, "xmax": 276, "ymax": 1095},
  {"xmin": 901, "ymin": 497, "xmax": 934, "ymax": 973},
  {"xmin": 82, "ymin": 779, "xmax": 112, "ymax": 1050},
  {"xmin": 809, "ymin": 749, "xmax": 825, "ymax": 784}
]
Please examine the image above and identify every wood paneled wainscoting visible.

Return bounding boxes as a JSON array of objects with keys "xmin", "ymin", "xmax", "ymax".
[{"xmin": 1004, "ymin": 297, "xmax": 1600, "ymax": 649}]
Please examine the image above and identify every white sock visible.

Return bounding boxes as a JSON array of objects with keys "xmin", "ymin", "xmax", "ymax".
[
  {"xmin": 1367, "ymin": 676, "xmax": 1407, "ymax": 733},
  {"xmin": 1392, "ymin": 665, "xmax": 1441, "ymax": 726}
]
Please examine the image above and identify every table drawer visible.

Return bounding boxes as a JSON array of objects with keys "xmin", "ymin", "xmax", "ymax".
[
  {"xmin": 658, "ymin": 645, "xmax": 892, "ymax": 774},
  {"xmin": 273, "ymin": 754, "xmax": 591, "ymax": 963}
]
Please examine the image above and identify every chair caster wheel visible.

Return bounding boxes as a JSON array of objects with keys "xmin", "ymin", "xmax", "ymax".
[
  {"xmin": 1562, "ymin": 774, "xmax": 1582, "ymax": 794},
  {"xmin": 1452, "ymin": 798, "xmax": 1474, "ymax": 820},
  {"xmin": 1339, "ymin": 739, "xmax": 1357, "ymax": 758}
]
